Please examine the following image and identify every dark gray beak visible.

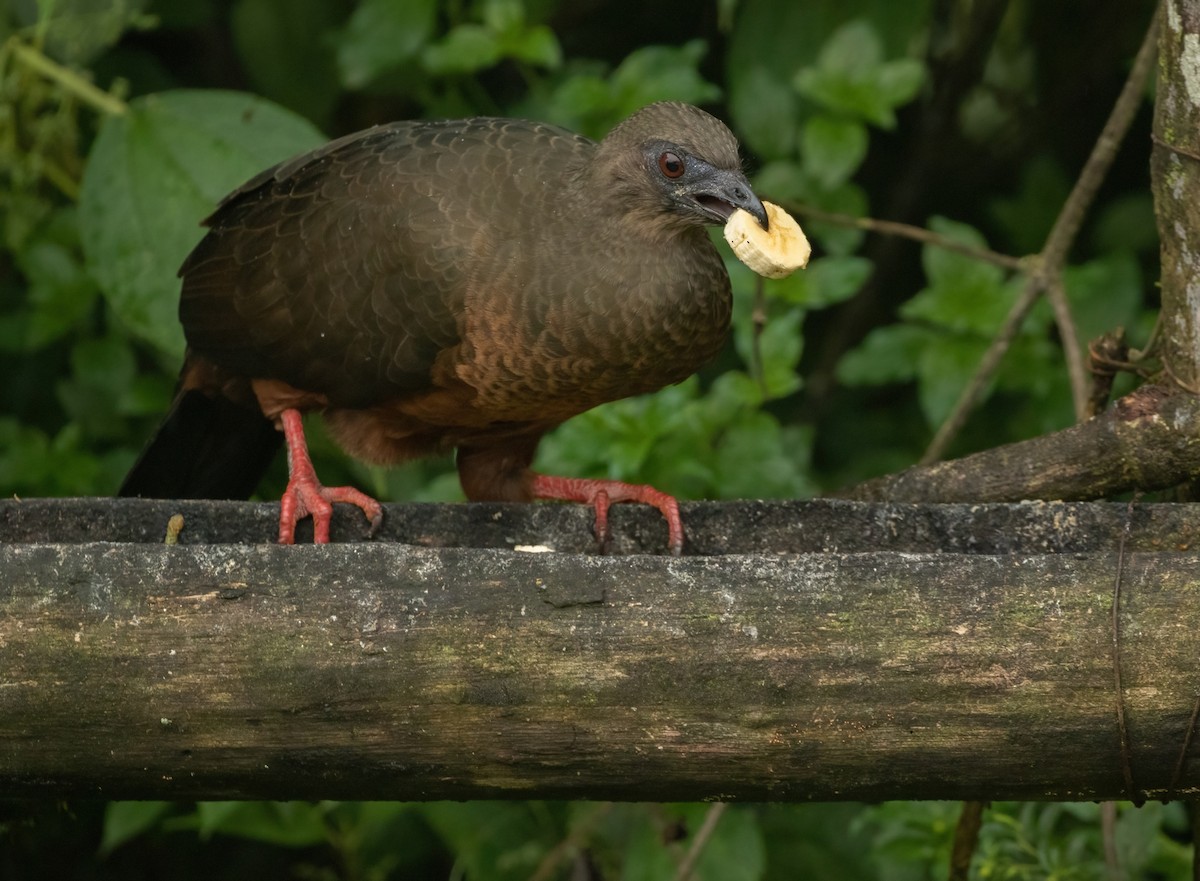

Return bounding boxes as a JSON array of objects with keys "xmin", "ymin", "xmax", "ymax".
[{"xmin": 686, "ymin": 167, "xmax": 770, "ymax": 231}]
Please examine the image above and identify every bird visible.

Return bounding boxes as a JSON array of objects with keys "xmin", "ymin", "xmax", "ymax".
[{"xmin": 119, "ymin": 101, "xmax": 769, "ymax": 554}]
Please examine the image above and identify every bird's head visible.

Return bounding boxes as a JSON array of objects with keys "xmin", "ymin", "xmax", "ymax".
[{"xmin": 596, "ymin": 102, "xmax": 769, "ymax": 235}]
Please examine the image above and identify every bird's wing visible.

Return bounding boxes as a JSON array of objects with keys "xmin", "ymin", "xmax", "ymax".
[{"xmin": 179, "ymin": 118, "xmax": 594, "ymax": 408}]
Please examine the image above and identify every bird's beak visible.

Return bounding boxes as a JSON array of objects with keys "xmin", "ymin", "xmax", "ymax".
[{"xmin": 685, "ymin": 168, "xmax": 770, "ymax": 231}]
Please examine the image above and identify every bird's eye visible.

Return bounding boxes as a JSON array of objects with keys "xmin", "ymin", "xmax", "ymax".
[{"xmin": 658, "ymin": 151, "xmax": 685, "ymax": 179}]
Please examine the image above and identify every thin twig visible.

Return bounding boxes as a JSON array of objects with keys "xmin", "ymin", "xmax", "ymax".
[
  {"xmin": 1101, "ymin": 801, "xmax": 1122, "ymax": 881},
  {"xmin": 751, "ymin": 275, "xmax": 768, "ymax": 398},
  {"xmin": 789, "ymin": 203, "xmax": 1025, "ymax": 271},
  {"xmin": 1171, "ymin": 697, "xmax": 1200, "ymax": 794},
  {"xmin": 919, "ymin": 8, "xmax": 1161, "ymax": 463},
  {"xmin": 1164, "ymin": 358, "xmax": 1200, "ymax": 396},
  {"xmin": 1151, "ymin": 131, "xmax": 1200, "ymax": 163},
  {"xmin": 528, "ymin": 803, "xmax": 614, "ymax": 881},
  {"xmin": 675, "ymin": 803, "xmax": 728, "ymax": 881},
  {"xmin": 1045, "ymin": 275, "xmax": 1089, "ymax": 421},
  {"xmin": 8, "ymin": 39, "xmax": 127, "ymax": 117},
  {"xmin": 948, "ymin": 800, "xmax": 986, "ymax": 881}
]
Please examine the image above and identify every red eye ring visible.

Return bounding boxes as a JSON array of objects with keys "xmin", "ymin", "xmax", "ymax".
[{"xmin": 658, "ymin": 151, "xmax": 685, "ymax": 179}]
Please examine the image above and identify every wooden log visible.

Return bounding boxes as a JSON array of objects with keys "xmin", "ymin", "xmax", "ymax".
[{"xmin": 3, "ymin": 498, "xmax": 1200, "ymax": 802}]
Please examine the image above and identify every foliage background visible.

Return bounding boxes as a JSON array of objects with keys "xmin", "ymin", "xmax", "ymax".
[{"xmin": 0, "ymin": 0, "xmax": 1184, "ymax": 878}]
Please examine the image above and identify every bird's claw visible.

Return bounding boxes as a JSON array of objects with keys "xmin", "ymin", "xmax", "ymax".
[
  {"xmin": 531, "ymin": 474, "xmax": 684, "ymax": 555},
  {"xmin": 276, "ymin": 407, "xmax": 382, "ymax": 544},
  {"xmin": 278, "ymin": 478, "xmax": 383, "ymax": 544}
]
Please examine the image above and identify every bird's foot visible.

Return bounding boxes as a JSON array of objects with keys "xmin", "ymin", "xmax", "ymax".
[
  {"xmin": 278, "ymin": 476, "xmax": 384, "ymax": 544},
  {"xmin": 277, "ymin": 408, "xmax": 383, "ymax": 544},
  {"xmin": 530, "ymin": 474, "xmax": 683, "ymax": 556}
]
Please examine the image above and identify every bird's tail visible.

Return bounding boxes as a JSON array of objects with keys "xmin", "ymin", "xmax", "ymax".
[{"xmin": 119, "ymin": 389, "xmax": 282, "ymax": 500}]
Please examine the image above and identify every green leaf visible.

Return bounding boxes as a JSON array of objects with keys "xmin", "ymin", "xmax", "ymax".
[
  {"xmin": 0, "ymin": 419, "xmax": 110, "ymax": 495},
  {"xmin": 793, "ymin": 20, "xmax": 924, "ymax": 129},
  {"xmin": 13, "ymin": 212, "xmax": 99, "ymax": 349},
  {"xmin": 482, "ymin": 0, "xmax": 525, "ymax": 34},
  {"xmin": 916, "ymin": 335, "xmax": 990, "ymax": 427},
  {"xmin": 334, "ymin": 0, "xmax": 436, "ymax": 88},
  {"xmin": 814, "ymin": 19, "xmax": 885, "ymax": 74},
  {"xmin": 33, "ymin": 0, "xmax": 150, "ymax": 65},
  {"xmin": 771, "ymin": 255, "xmax": 871, "ymax": 309},
  {"xmin": 71, "ymin": 336, "xmax": 137, "ymax": 392},
  {"xmin": 875, "ymin": 58, "xmax": 924, "ymax": 110},
  {"xmin": 232, "ymin": 0, "xmax": 343, "ymax": 120},
  {"xmin": 100, "ymin": 801, "xmax": 172, "ymax": 854},
  {"xmin": 621, "ymin": 812, "xmax": 676, "ymax": 881},
  {"xmin": 57, "ymin": 336, "xmax": 139, "ymax": 439},
  {"xmin": 608, "ymin": 40, "xmax": 721, "ymax": 119},
  {"xmin": 861, "ymin": 801, "xmax": 958, "ymax": 876},
  {"xmin": 752, "ymin": 161, "xmax": 812, "ymax": 204},
  {"xmin": 988, "ymin": 154, "xmax": 1070, "ymax": 255},
  {"xmin": 729, "ymin": 65, "xmax": 799, "ymax": 160},
  {"xmin": 727, "ymin": 0, "xmax": 931, "ymax": 154},
  {"xmin": 422, "ymin": 802, "xmax": 553, "ymax": 881},
  {"xmin": 505, "ymin": 25, "xmax": 562, "ymax": 68},
  {"xmin": 79, "ymin": 90, "xmax": 326, "ymax": 357},
  {"xmin": 421, "ymin": 24, "xmax": 502, "ymax": 75},
  {"xmin": 807, "ymin": 255, "xmax": 872, "ymax": 307},
  {"xmin": 734, "ymin": 305, "xmax": 804, "ymax": 400},
  {"xmin": 1063, "ymin": 251, "xmax": 1143, "ymax": 348},
  {"xmin": 994, "ymin": 335, "xmax": 1072, "ymax": 430},
  {"xmin": 716, "ymin": 416, "xmax": 814, "ymax": 499},
  {"xmin": 518, "ymin": 64, "xmax": 616, "ymax": 136},
  {"xmin": 902, "ymin": 217, "xmax": 1017, "ymax": 334},
  {"xmin": 837, "ymin": 324, "xmax": 930, "ymax": 386},
  {"xmin": 802, "ymin": 116, "xmax": 868, "ymax": 188},
  {"xmin": 521, "ymin": 42, "xmax": 717, "ymax": 140},
  {"xmin": 918, "ymin": 216, "xmax": 991, "ymax": 278},
  {"xmin": 802, "ymin": 181, "xmax": 868, "ymax": 256},
  {"xmin": 762, "ymin": 805, "xmax": 880, "ymax": 881},
  {"xmin": 194, "ymin": 801, "xmax": 329, "ymax": 847},
  {"xmin": 0, "ymin": 420, "xmax": 49, "ymax": 494},
  {"xmin": 535, "ymin": 370, "xmax": 807, "ymax": 503}
]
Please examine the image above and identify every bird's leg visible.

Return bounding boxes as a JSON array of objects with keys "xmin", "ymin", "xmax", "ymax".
[
  {"xmin": 529, "ymin": 474, "xmax": 684, "ymax": 556},
  {"xmin": 278, "ymin": 408, "xmax": 383, "ymax": 544}
]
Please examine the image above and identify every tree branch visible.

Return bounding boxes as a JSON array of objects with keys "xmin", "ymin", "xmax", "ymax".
[
  {"xmin": 949, "ymin": 801, "xmax": 986, "ymax": 881},
  {"xmin": 840, "ymin": 384, "xmax": 1200, "ymax": 504},
  {"xmin": 1152, "ymin": 1, "xmax": 1200, "ymax": 391}
]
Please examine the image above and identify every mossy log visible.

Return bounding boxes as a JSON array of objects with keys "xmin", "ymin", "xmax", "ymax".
[{"xmin": 3, "ymin": 497, "xmax": 1200, "ymax": 802}]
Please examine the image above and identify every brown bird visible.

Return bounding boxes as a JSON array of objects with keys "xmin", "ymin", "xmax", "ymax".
[{"xmin": 120, "ymin": 102, "xmax": 768, "ymax": 553}]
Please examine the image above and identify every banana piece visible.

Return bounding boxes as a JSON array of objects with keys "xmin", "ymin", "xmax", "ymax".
[{"xmin": 724, "ymin": 201, "xmax": 811, "ymax": 279}]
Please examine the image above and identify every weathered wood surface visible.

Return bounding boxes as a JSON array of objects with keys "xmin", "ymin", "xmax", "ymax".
[
  {"xmin": 4, "ymin": 496, "xmax": 1200, "ymax": 553},
  {"xmin": 3, "ymin": 498, "xmax": 1200, "ymax": 802}
]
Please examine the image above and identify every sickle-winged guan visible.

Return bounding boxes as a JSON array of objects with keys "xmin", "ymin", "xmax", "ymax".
[{"xmin": 119, "ymin": 101, "xmax": 769, "ymax": 553}]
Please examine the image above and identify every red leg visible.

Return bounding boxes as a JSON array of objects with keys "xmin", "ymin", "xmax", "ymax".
[
  {"xmin": 278, "ymin": 409, "xmax": 383, "ymax": 544},
  {"xmin": 530, "ymin": 473, "xmax": 684, "ymax": 556}
]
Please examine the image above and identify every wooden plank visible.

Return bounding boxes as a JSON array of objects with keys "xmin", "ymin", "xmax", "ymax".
[{"xmin": 3, "ymin": 503, "xmax": 1199, "ymax": 802}]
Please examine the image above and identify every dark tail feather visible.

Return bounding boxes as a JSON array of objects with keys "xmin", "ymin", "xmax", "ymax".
[{"xmin": 119, "ymin": 390, "xmax": 282, "ymax": 500}]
